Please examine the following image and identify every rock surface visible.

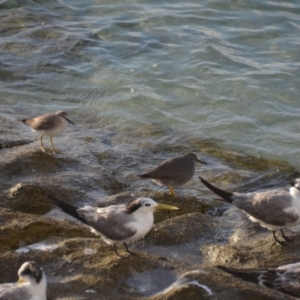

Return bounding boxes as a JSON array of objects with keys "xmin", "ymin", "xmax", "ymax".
[{"xmin": 0, "ymin": 134, "xmax": 299, "ymax": 300}]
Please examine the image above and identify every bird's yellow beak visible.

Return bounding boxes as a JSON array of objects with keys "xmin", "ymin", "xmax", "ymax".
[
  {"xmin": 156, "ymin": 203, "xmax": 179, "ymax": 210},
  {"xmin": 17, "ymin": 278, "xmax": 27, "ymax": 285}
]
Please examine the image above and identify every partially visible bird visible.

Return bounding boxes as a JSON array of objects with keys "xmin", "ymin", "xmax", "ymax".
[
  {"xmin": 0, "ymin": 261, "xmax": 47, "ymax": 300},
  {"xmin": 218, "ymin": 262, "xmax": 300, "ymax": 298},
  {"xmin": 48, "ymin": 195, "xmax": 179, "ymax": 258},
  {"xmin": 199, "ymin": 176, "xmax": 300, "ymax": 245},
  {"xmin": 20, "ymin": 110, "xmax": 74, "ymax": 153},
  {"xmin": 139, "ymin": 153, "xmax": 207, "ymax": 196}
]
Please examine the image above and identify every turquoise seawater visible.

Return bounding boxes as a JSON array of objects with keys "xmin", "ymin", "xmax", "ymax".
[{"xmin": 1, "ymin": 0, "xmax": 300, "ymax": 168}]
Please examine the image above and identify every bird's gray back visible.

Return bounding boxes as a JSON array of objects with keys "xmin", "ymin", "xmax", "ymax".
[
  {"xmin": 232, "ymin": 190, "xmax": 298, "ymax": 226},
  {"xmin": 0, "ymin": 285, "xmax": 31, "ymax": 300},
  {"xmin": 146, "ymin": 156, "xmax": 194, "ymax": 183},
  {"xmin": 77, "ymin": 205, "xmax": 137, "ymax": 241},
  {"xmin": 27, "ymin": 114, "xmax": 57, "ymax": 131}
]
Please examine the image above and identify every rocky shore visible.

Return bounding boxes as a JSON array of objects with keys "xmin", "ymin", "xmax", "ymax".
[{"xmin": 0, "ymin": 132, "xmax": 299, "ymax": 300}]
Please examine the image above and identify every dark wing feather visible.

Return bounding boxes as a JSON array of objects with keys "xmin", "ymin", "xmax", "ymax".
[
  {"xmin": 30, "ymin": 116, "xmax": 56, "ymax": 131},
  {"xmin": 142, "ymin": 157, "xmax": 191, "ymax": 179},
  {"xmin": 218, "ymin": 266, "xmax": 264, "ymax": 285},
  {"xmin": 199, "ymin": 177, "xmax": 234, "ymax": 204},
  {"xmin": 48, "ymin": 195, "xmax": 88, "ymax": 225}
]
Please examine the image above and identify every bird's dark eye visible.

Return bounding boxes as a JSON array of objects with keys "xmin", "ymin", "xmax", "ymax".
[{"xmin": 145, "ymin": 204, "xmax": 151, "ymax": 207}]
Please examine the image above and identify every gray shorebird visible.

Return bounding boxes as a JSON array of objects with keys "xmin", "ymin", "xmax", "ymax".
[
  {"xmin": 48, "ymin": 195, "xmax": 179, "ymax": 258},
  {"xmin": 218, "ymin": 262, "xmax": 300, "ymax": 298},
  {"xmin": 0, "ymin": 261, "xmax": 47, "ymax": 300},
  {"xmin": 199, "ymin": 176, "xmax": 300, "ymax": 245},
  {"xmin": 20, "ymin": 110, "xmax": 74, "ymax": 153},
  {"xmin": 139, "ymin": 153, "xmax": 207, "ymax": 196}
]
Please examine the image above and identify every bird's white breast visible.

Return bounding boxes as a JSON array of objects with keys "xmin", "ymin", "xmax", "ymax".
[{"xmin": 126, "ymin": 213, "xmax": 154, "ymax": 243}]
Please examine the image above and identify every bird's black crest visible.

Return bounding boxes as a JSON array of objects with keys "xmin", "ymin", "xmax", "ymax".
[
  {"xmin": 126, "ymin": 200, "xmax": 142, "ymax": 214},
  {"xmin": 21, "ymin": 262, "xmax": 43, "ymax": 284}
]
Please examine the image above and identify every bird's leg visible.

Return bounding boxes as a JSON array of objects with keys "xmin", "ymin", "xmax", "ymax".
[
  {"xmin": 169, "ymin": 186, "xmax": 177, "ymax": 196},
  {"xmin": 113, "ymin": 244, "xmax": 126, "ymax": 258},
  {"xmin": 40, "ymin": 135, "xmax": 47, "ymax": 152},
  {"xmin": 280, "ymin": 229, "xmax": 293, "ymax": 242},
  {"xmin": 50, "ymin": 137, "xmax": 61, "ymax": 153},
  {"xmin": 123, "ymin": 243, "xmax": 137, "ymax": 256},
  {"xmin": 168, "ymin": 186, "xmax": 176, "ymax": 196},
  {"xmin": 273, "ymin": 230, "xmax": 286, "ymax": 246}
]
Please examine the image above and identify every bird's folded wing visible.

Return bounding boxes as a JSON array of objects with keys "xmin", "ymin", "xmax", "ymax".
[
  {"xmin": 30, "ymin": 117, "xmax": 56, "ymax": 131},
  {"xmin": 233, "ymin": 191, "xmax": 299, "ymax": 226},
  {"xmin": 0, "ymin": 285, "xmax": 31, "ymax": 300},
  {"xmin": 146, "ymin": 161, "xmax": 184, "ymax": 178},
  {"xmin": 77, "ymin": 207, "xmax": 137, "ymax": 241}
]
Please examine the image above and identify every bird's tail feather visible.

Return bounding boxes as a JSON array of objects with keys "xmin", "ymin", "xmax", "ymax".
[
  {"xmin": 217, "ymin": 266, "xmax": 262, "ymax": 285},
  {"xmin": 138, "ymin": 174, "xmax": 150, "ymax": 179},
  {"xmin": 198, "ymin": 177, "xmax": 234, "ymax": 204},
  {"xmin": 48, "ymin": 195, "xmax": 87, "ymax": 225}
]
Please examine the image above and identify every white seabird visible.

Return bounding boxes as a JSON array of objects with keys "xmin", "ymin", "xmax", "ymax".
[
  {"xmin": 20, "ymin": 110, "xmax": 74, "ymax": 153},
  {"xmin": 199, "ymin": 176, "xmax": 300, "ymax": 245},
  {"xmin": 0, "ymin": 261, "xmax": 47, "ymax": 300},
  {"xmin": 218, "ymin": 262, "xmax": 300, "ymax": 298},
  {"xmin": 48, "ymin": 195, "xmax": 179, "ymax": 257}
]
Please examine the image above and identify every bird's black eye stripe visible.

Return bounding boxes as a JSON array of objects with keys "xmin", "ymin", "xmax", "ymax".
[{"xmin": 145, "ymin": 203, "xmax": 151, "ymax": 206}]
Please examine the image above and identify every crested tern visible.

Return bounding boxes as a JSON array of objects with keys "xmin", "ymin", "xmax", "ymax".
[
  {"xmin": 0, "ymin": 261, "xmax": 46, "ymax": 300},
  {"xmin": 48, "ymin": 195, "xmax": 179, "ymax": 257},
  {"xmin": 139, "ymin": 153, "xmax": 207, "ymax": 196},
  {"xmin": 218, "ymin": 262, "xmax": 300, "ymax": 298},
  {"xmin": 20, "ymin": 110, "xmax": 74, "ymax": 153},
  {"xmin": 199, "ymin": 177, "xmax": 300, "ymax": 245}
]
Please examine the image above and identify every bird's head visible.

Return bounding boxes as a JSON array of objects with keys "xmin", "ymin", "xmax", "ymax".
[
  {"xmin": 17, "ymin": 261, "xmax": 44, "ymax": 285},
  {"xmin": 186, "ymin": 153, "xmax": 207, "ymax": 164},
  {"xmin": 290, "ymin": 178, "xmax": 300, "ymax": 197},
  {"xmin": 126, "ymin": 198, "xmax": 179, "ymax": 214},
  {"xmin": 56, "ymin": 111, "xmax": 74, "ymax": 125}
]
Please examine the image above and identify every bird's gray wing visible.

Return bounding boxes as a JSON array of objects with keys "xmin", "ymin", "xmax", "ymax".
[
  {"xmin": 145, "ymin": 157, "xmax": 191, "ymax": 179},
  {"xmin": 29, "ymin": 115, "xmax": 56, "ymax": 131},
  {"xmin": 232, "ymin": 190, "xmax": 299, "ymax": 226},
  {"xmin": 0, "ymin": 285, "xmax": 31, "ymax": 300},
  {"xmin": 260, "ymin": 265, "xmax": 300, "ymax": 297},
  {"xmin": 77, "ymin": 206, "xmax": 137, "ymax": 241}
]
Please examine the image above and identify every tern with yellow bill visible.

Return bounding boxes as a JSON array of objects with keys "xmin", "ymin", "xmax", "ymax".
[{"xmin": 48, "ymin": 195, "xmax": 179, "ymax": 258}]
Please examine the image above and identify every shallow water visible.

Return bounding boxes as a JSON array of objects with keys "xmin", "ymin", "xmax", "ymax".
[{"xmin": 1, "ymin": 1, "xmax": 300, "ymax": 181}]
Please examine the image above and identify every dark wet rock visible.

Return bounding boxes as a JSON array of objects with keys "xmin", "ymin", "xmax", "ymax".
[
  {"xmin": 0, "ymin": 139, "xmax": 33, "ymax": 149},
  {"xmin": 147, "ymin": 213, "xmax": 214, "ymax": 246},
  {"xmin": 0, "ymin": 119, "xmax": 299, "ymax": 299},
  {"xmin": 0, "ymin": 144, "xmax": 129, "ymax": 213},
  {"xmin": 0, "ymin": 208, "xmax": 94, "ymax": 251}
]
